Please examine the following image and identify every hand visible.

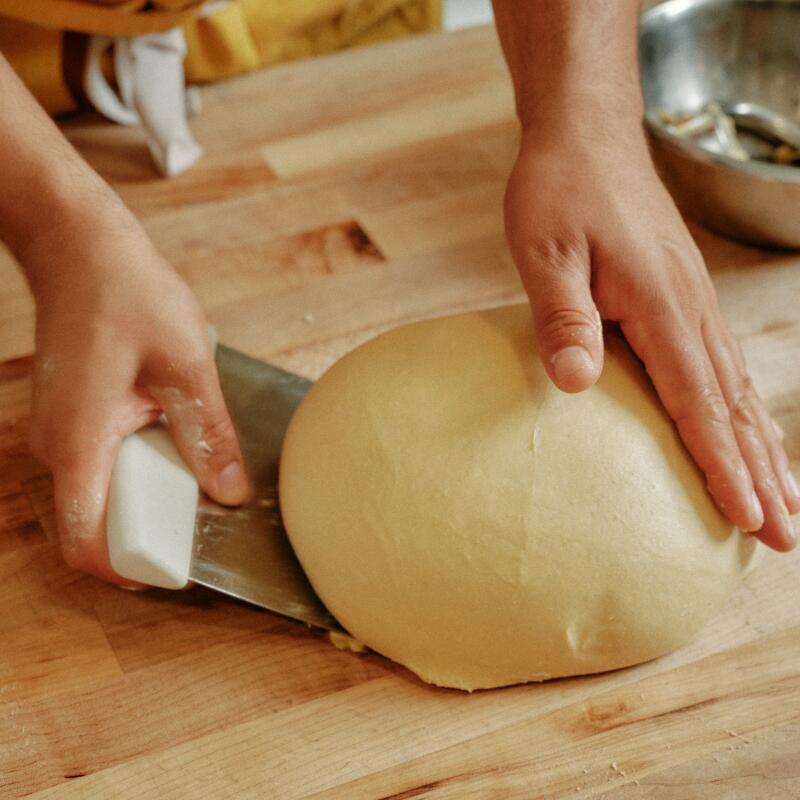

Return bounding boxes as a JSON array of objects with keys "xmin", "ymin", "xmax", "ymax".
[
  {"xmin": 503, "ymin": 124, "xmax": 799, "ymax": 551},
  {"xmin": 24, "ymin": 206, "xmax": 250, "ymax": 584}
]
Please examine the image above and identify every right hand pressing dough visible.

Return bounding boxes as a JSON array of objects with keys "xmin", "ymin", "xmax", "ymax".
[{"xmin": 279, "ymin": 305, "xmax": 757, "ymax": 691}]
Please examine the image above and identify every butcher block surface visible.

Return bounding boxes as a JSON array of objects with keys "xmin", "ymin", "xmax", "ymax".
[{"xmin": 1, "ymin": 24, "xmax": 799, "ymax": 799}]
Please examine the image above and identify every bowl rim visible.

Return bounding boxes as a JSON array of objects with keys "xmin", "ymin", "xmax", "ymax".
[{"xmin": 640, "ymin": 0, "xmax": 800, "ymax": 185}]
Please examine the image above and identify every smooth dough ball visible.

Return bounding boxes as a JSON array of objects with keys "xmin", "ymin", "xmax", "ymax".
[{"xmin": 279, "ymin": 305, "xmax": 756, "ymax": 690}]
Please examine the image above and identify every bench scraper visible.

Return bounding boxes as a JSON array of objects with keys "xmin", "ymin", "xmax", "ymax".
[{"xmin": 106, "ymin": 344, "xmax": 340, "ymax": 631}]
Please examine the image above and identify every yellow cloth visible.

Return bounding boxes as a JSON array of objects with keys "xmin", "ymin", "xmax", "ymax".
[
  {"xmin": 0, "ymin": 0, "xmax": 441, "ymax": 114},
  {"xmin": 0, "ymin": 18, "xmax": 75, "ymax": 115},
  {"xmin": 0, "ymin": 0, "xmax": 203, "ymax": 36}
]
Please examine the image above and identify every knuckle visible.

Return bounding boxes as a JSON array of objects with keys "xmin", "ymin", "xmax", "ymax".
[
  {"xmin": 538, "ymin": 306, "xmax": 599, "ymax": 342},
  {"xmin": 202, "ymin": 412, "xmax": 237, "ymax": 457},
  {"xmin": 730, "ymin": 384, "xmax": 758, "ymax": 430},
  {"xmin": 523, "ymin": 235, "xmax": 589, "ymax": 275},
  {"xmin": 675, "ymin": 386, "xmax": 730, "ymax": 431},
  {"xmin": 729, "ymin": 396, "xmax": 755, "ymax": 429}
]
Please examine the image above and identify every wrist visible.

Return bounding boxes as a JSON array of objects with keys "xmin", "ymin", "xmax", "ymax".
[
  {"xmin": 20, "ymin": 190, "xmax": 152, "ymax": 302},
  {"xmin": 516, "ymin": 74, "xmax": 645, "ymax": 138},
  {"xmin": 492, "ymin": 1, "xmax": 644, "ymax": 148},
  {"xmin": 517, "ymin": 93, "xmax": 648, "ymax": 160}
]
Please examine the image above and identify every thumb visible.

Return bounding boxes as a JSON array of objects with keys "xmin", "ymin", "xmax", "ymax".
[
  {"xmin": 151, "ymin": 358, "xmax": 250, "ymax": 506},
  {"xmin": 519, "ymin": 241, "xmax": 604, "ymax": 393}
]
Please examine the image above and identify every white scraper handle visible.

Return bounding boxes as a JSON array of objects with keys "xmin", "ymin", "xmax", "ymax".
[
  {"xmin": 106, "ymin": 326, "xmax": 215, "ymax": 589},
  {"xmin": 107, "ymin": 424, "xmax": 198, "ymax": 589}
]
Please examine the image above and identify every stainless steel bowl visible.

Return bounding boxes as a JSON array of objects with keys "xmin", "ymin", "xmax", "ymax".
[{"xmin": 640, "ymin": 0, "xmax": 800, "ymax": 248}]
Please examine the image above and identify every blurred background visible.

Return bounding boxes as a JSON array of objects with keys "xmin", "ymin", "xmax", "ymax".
[{"xmin": 443, "ymin": 0, "xmax": 493, "ymax": 30}]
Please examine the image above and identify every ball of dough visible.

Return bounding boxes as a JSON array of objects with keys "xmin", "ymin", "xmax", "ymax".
[{"xmin": 279, "ymin": 306, "xmax": 756, "ymax": 690}]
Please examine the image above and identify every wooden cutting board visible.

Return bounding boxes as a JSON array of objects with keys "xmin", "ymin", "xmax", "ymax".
[{"xmin": 1, "ymin": 24, "xmax": 799, "ymax": 800}]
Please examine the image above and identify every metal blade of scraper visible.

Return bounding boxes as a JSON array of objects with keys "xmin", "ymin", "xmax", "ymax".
[
  {"xmin": 189, "ymin": 345, "xmax": 341, "ymax": 631},
  {"xmin": 106, "ymin": 345, "xmax": 339, "ymax": 629}
]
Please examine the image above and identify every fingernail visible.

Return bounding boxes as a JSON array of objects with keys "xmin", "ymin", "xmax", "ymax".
[
  {"xmin": 216, "ymin": 461, "xmax": 248, "ymax": 505},
  {"xmin": 786, "ymin": 470, "xmax": 800, "ymax": 504},
  {"xmin": 550, "ymin": 346, "xmax": 594, "ymax": 384},
  {"xmin": 746, "ymin": 489, "xmax": 764, "ymax": 532},
  {"xmin": 779, "ymin": 500, "xmax": 796, "ymax": 546},
  {"xmin": 787, "ymin": 519, "xmax": 798, "ymax": 548}
]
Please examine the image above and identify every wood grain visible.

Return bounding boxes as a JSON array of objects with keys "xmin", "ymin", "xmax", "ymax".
[
  {"xmin": 304, "ymin": 627, "xmax": 800, "ymax": 800},
  {"xmin": 259, "ymin": 82, "xmax": 514, "ymax": 178},
  {"xmin": 0, "ymin": 23, "xmax": 799, "ymax": 800},
  {"xmin": 607, "ymin": 720, "xmax": 800, "ymax": 798}
]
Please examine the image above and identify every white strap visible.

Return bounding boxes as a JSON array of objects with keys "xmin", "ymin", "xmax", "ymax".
[
  {"xmin": 83, "ymin": 28, "xmax": 203, "ymax": 177},
  {"xmin": 84, "ymin": 35, "xmax": 139, "ymax": 126}
]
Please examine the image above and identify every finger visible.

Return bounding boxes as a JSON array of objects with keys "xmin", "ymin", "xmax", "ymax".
[
  {"xmin": 29, "ymin": 344, "xmax": 160, "ymax": 588},
  {"xmin": 29, "ymin": 370, "xmax": 158, "ymax": 584},
  {"xmin": 719, "ymin": 330, "xmax": 800, "ymax": 515},
  {"xmin": 517, "ymin": 237, "xmax": 604, "ymax": 392},
  {"xmin": 621, "ymin": 316, "xmax": 764, "ymax": 533},
  {"xmin": 48, "ymin": 429, "xmax": 149, "ymax": 587},
  {"xmin": 750, "ymin": 393, "xmax": 800, "ymax": 515},
  {"xmin": 149, "ymin": 353, "xmax": 250, "ymax": 506},
  {"xmin": 704, "ymin": 326, "xmax": 798, "ymax": 550}
]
